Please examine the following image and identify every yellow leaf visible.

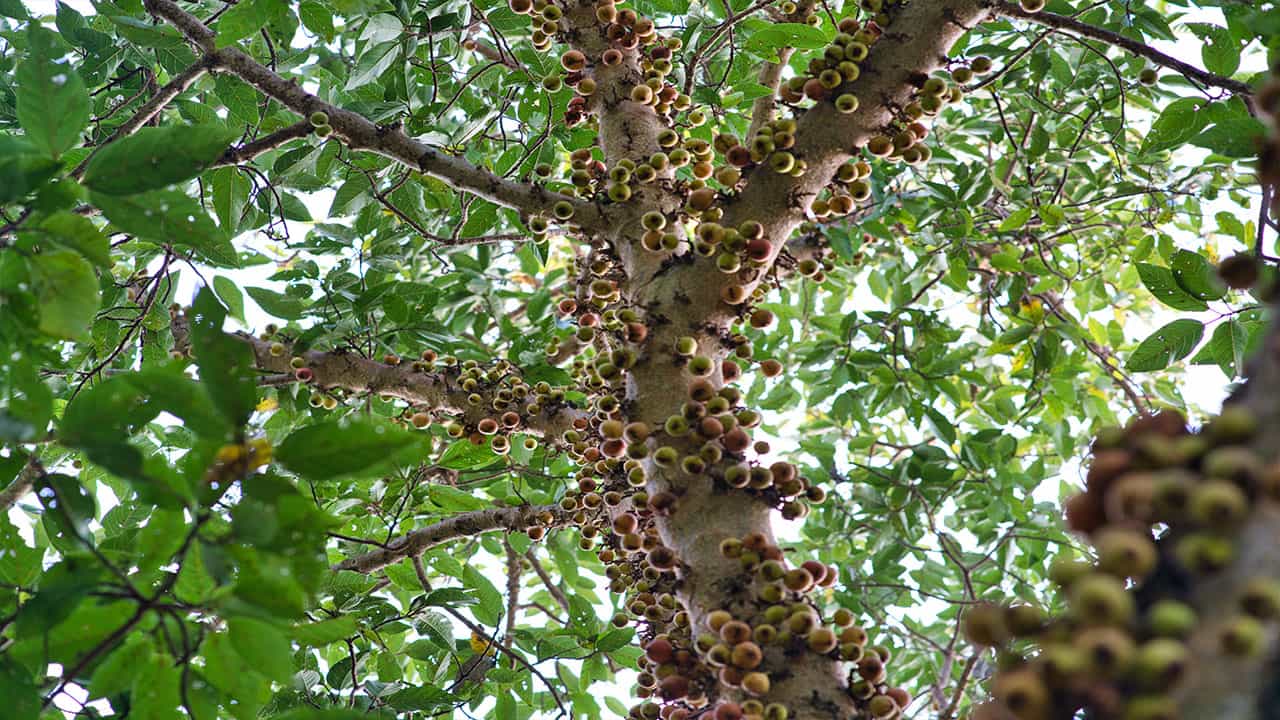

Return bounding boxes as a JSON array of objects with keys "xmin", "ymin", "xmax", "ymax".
[{"xmin": 256, "ymin": 397, "xmax": 279, "ymax": 413}]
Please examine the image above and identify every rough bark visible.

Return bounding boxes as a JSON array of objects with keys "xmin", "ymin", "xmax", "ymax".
[
  {"xmin": 236, "ymin": 332, "xmax": 586, "ymax": 439},
  {"xmin": 334, "ymin": 503, "xmax": 572, "ymax": 573},
  {"xmin": 591, "ymin": 2, "xmax": 996, "ymax": 716}
]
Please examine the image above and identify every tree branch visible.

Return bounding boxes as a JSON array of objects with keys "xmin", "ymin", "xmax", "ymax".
[
  {"xmin": 333, "ymin": 503, "xmax": 571, "ymax": 574},
  {"xmin": 747, "ymin": 48, "xmax": 795, "ymax": 139},
  {"xmin": 993, "ymin": 2, "xmax": 1255, "ymax": 101},
  {"xmin": 640, "ymin": 0, "xmax": 992, "ymax": 331},
  {"xmin": 212, "ymin": 120, "xmax": 314, "ymax": 167},
  {"xmin": 0, "ymin": 454, "xmax": 41, "ymax": 514},
  {"xmin": 235, "ymin": 332, "xmax": 586, "ymax": 439},
  {"xmin": 141, "ymin": 0, "xmax": 608, "ymax": 228},
  {"xmin": 72, "ymin": 59, "xmax": 212, "ymax": 177},
  {"xmin": 524, "ymin": 548, "xmax": 571, "ymax": 614}
]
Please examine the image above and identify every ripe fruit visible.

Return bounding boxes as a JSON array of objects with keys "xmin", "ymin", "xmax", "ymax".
[
  {"xmin": 807, "ymin": 627, "xmax": 837, "ymax": 653},
  {"xmin": 730, "ymin": 641, "xmax": 763, "ymax": 668}
]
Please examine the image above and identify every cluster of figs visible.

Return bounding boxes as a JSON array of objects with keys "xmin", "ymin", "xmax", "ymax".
[{"xmin": 968, "ymin": 406, "xmax": 1280, "ymax": 720}]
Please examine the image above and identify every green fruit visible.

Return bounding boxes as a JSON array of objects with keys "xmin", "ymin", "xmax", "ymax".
[
  {"xmin": 1146, "ymin": 600, "xmax": 1196, "ymax": 639},
  {"xmin": 1069, "ymin": 574, "xmax": 1135, "ymax": 626},
  {"xmin": 308, "ymin": 111, "xmax": 329, "ymax": 127}
]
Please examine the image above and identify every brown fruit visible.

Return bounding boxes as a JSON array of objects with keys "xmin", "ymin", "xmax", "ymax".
[{"xmin": 730, "ymin": 641, "xmax": 763, "ymax": 669}]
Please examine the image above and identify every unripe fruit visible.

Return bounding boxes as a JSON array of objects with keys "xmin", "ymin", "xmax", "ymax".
[
  {"xmin": 308, "ymin": 111, "xmax": 329, "ymax": 127},
  {"xmin": 835, "ymin": 93, "xmax": 859, "ymax": 113},
  {"xmin": 963, "ymin": 603, "xmax": 1010, "ymax": 647},
  {"xmin": 1095, "ymin": 529, "xmax": 1157, "ymax": 580},
  {"xmin": 1189, "ymin": 480, "xmax": 1248, "ymax": 529},
  {"xmin": 1220, "ymin": 615, "xmax": 1265, "ymax": 656},
  {"xmin": 1069, "ymin": 574, "xmax": 1134, "ymax": 626},
  {"xmin": 741, "ymin": 671, "xmax": 769, "ymax": 696},
  {"xmin": 1132, "ymin": 638, "xmax": 1188, "ymax": 688},
  {"xmin": 1076, "ymin": 626, "xmax": 1134, "ymax": 679},
  {"xmin": 992, "ymin": 669, "xmax": 1049, "ymax": 720}
]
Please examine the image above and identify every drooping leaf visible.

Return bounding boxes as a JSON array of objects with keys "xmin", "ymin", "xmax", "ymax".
[
  {"xmin": 28, "ymin": 249, "xmax": 100, "ymax": 340},
  {"xmin": 82, "ymin": 124, "xmax": 236, "ymax": 195},
  {"xmin": 276, "ymin": 420, "xmax": 417, "ymax": 480},
  {"xmin": 15, "ymin": 26, "xmax": 90, "ymax": 158},
  {"xmin": 188, "ymin": 287, "xmax": 258, "ymax": 428},
  {"xmin": 1127, "ymin": 319, "xmax": 1205, "ymax": 372},
  {"xmin": 92, "ymin": 189, "xmax": 240, "ymax": 267}
]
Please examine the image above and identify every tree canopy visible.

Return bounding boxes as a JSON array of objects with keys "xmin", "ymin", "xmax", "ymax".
[{"xmin": 0, "ymin": 0, "xmax": 1277, "ymax": 719}]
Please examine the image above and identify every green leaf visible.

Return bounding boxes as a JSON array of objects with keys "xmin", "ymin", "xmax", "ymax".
[
  {"xmin": 437, "ymin": 438, "xmax": 500, "ymax": 470},
  {"xmin": 276, "ymin": 419, "xmax": 416, "ymax": 480},
  {"xmin": 216, "ymin": 0, "xmax": 288, "ymax": 45},
  {"xmin": 997, "ymin": 207, "xmax": 1033, "ymax": 232},
  {"xmin": 1140, "ymin": 98, "xmax": 1208, "ymax": 155},
  {"xmin": 299, "ymin": 0, "xmax": 335, "ymax": 38},
  {"xmin": 1136, "ymin": 263, "xmax": 1207, "ymax": 311},
  {"xmin": 82, "ymin": 124, "xmax": 236, "ymax": 195},
  {"xmin": 92, "ymin": 189, "xmax": 240, "ymax": 267},
  {"xmin": 1127, "ymin": 319, "xmax": 1204, "ymax": 372},
  {"xmin": 0, "ymin": 658, "xmax": 40, "ymax": 720},
  {"xmin": 292, "ymin": 615, "xmax": 358, "ymax": 646},
  {"xmin": 386, "ymin": 685, "xmax": 463, "ymax": 711},
  {"xmin": 463, "ymin": 565, "xmax": 503, "ymax": 626},
  {"xmin": 245, "ymin": 286, "xmax": 308, "ymax": 320},
  {"xmin": 1193, "ymin": 116, "xmax": 1267, "ymax": 158},
  {"xmin": 29, "ymin": 249, "xmax": 101, "ymax": 340},
  {"xmin": 1170, "ymin": 249, "xmax": 1226, "ymax": 301},
  {"xmin": 88, "ymin": 635, "xmax": 153, "ymax": 699},
  {"xmin": 129, "ymin": 654, "xmax": 182, "ymax": 720},
  {"xmin": 37, "ymin": 212, "xmax": 111, "ymax": 267},
  {"xmin": 0, "ymin": 137, "xmax": 60, "ymax": 204},
  {"xmin": 213, "ymin": 275, "xmax": 247, "ymax": 323},
  {"xmin": 121, "ymin": 366, "xmax": 232, "ymax": 439},
  {"xmin": 16, "ymin": 26, "xmax": 90, "ymax": 158},
  {"xmin": 1189, "ymin": 23, "xmax": 1240, "ymax": 76},
  {"xmin": 228, "ymin": 617, "xmax": 295, "ymax": 683},
  {"xmin": 742, "ymin": 21, "xmax": 828, "ymax": 54},
  {"xmin": 429, "ymin": 484, "xmax": 488, "ymax": 511},
  {"xmin": 189, "ymin": 287, "xmax": 258, "ymax": 428}
]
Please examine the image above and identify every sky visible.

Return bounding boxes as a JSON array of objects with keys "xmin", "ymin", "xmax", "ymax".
[{"xmin": 7, "ymin": 0, "xmax": 1272, "ymax": 717}]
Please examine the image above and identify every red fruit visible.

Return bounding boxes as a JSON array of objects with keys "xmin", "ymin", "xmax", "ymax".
[
  {"xmin": 802, "ymin": 560, "xmax": 829, "ymax": 584},
  {"xmin": 714, "ymin": 703, "xmax": 743, "ymax": 720},
  {"xmin": 658, "ymin": 675, "xmax": 690, "ymax": 700},
  {"xmin": 746, "ymin": 238, "xmax": 772, "ymax": 261},
  {"xmin": 722, "ymin": 427, "xmax": 750, "ymax": 453},
  {"xmin": 646, "ymin": 638, "xmax": 674, "ymax": 664}
]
